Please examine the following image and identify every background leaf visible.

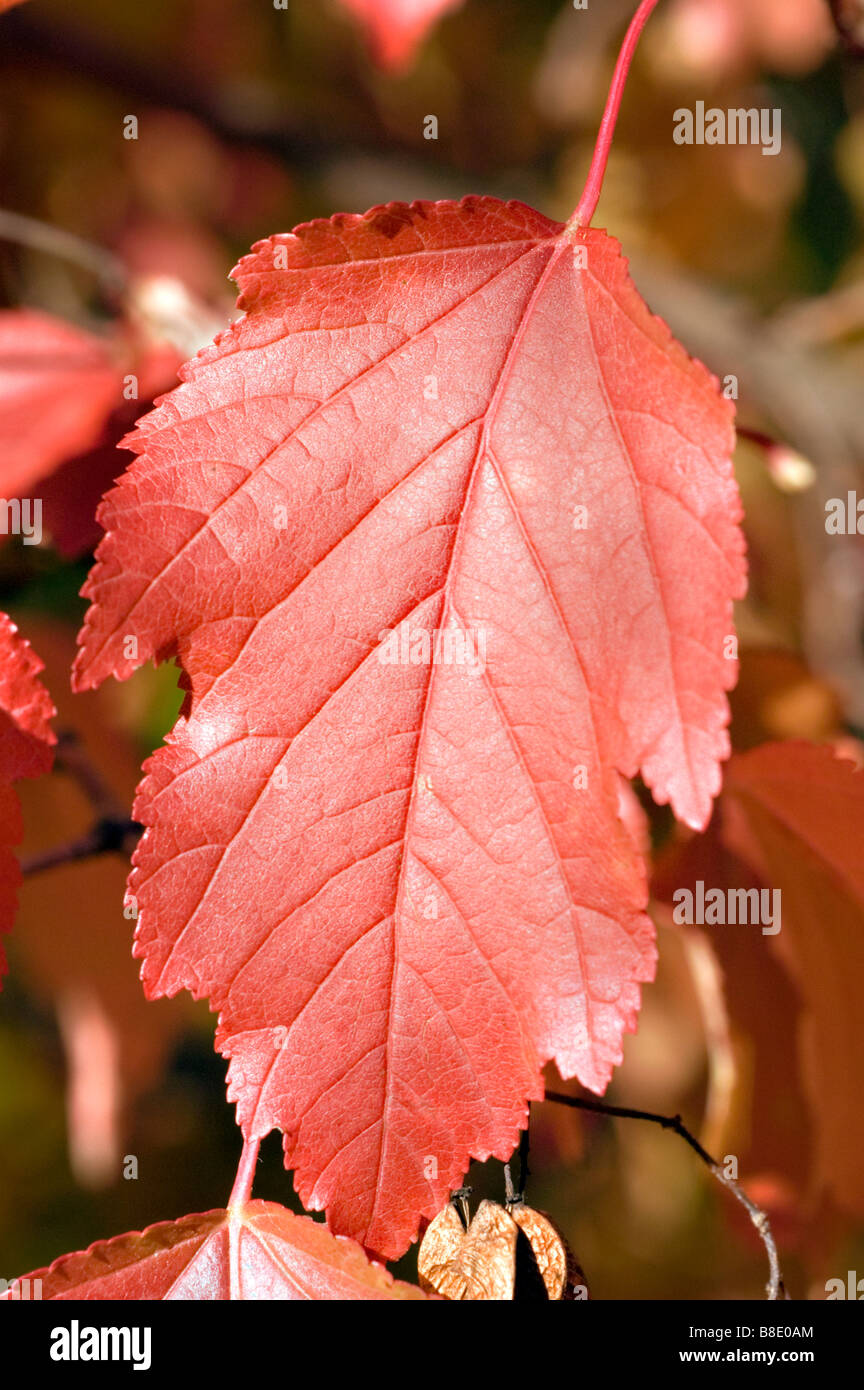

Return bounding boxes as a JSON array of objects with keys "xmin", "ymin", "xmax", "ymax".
[
  {"xmin": 0, "ymin": 612, "xmax": 54, "ymax": 986},
  {"xmin": 3, "ymin": 1199, "xmax": 429, "ymax": 1299},
  {"xmin": 335, "ymin": 0, "xmax": 465, "ymax": 70}
]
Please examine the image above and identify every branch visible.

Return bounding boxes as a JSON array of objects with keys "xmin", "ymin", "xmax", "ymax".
[
  {"xmin": 53, "ymin": 729, "xmax": 127, "ymax": 820},
  {"xmin": 0, "ymin": 208, "xmax": 127, "ymax": 291},
  {"xmin": 545, "ymin": 1090, "xmax": 786, "ymax": 1300},
  {"xmin": 19, "ymin": 729, "xmax": 142, "ymax": 877},
  {"xmin": 19, "ymin": 819, "xmax": 141, "ymax": 877},
  {"xmin": 504, "ymin": 1114, "xmax": 532, "ymax": 1207}
]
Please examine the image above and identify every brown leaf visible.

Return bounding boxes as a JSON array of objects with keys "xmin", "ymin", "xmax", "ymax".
[
  {"xmin": 651, "ymin": 814, "xmax": 813, "ymax": 1191},
  {"xmin": 722, "ymin": 743, "xmax": 864, "ymax": 1216},
  {"xmin": 653, "ymin": 742, "xmax": 864, "ymax": 1221},
  {"xmin": 729, "ymin": 648, "xmax": 842, "ymax": 751}
]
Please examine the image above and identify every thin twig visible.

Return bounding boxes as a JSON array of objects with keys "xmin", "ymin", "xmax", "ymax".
[
  {"xmin": 54, "ymin": 729, "xmax": 128, "ymax": 820},
  {"xmin": 504, "ymin": 1115, "xmax": 532, "ymax": 1207},
  {"xmin": 0, "ymin": 209, "xmax": 127, "ymax": 291},
  {"xmin": 19, "ymin": 729, "xmax": 142, "ymax": 876},
  {"xmin": 545, "ymin": 1090, "xmax": 786, "ymax": 1300},
  {"xmin": 20, "ymin": 818, "xmax": 141, "ymax": 877}
]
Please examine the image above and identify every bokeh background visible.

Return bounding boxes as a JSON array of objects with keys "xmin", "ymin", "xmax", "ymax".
[{"xmin": 1, "ymin": 0, "xmax": 863, "ymax": 1298}]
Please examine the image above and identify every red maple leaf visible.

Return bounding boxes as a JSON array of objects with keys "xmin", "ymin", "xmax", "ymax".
[
  {"xmin": 336, "ymin": 0, "xmax": 464, "ymax": 69},
  {"xmin": 0, "ymin": 310, "xmax": 181, "ymax": 556},
  {"xmin": 0, "ymin": 310, "xmax": 123, "ymax": 498},
  {"xmin": 74, "ymin": 1, "xmax": 745, "ymax": 1258},
  {"xmin": 2, "ymin": 1200, "xmax": 429, "ymax": 1299},
  {"xmin": 0, "ymin": 613, "xmax": 55, "ymax": 983},
  {"xmin": 37, "ymin": 344, "xmax": 182, "ymax": 558}
]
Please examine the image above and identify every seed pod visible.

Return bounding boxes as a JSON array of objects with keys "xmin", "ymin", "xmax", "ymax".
[
  {"xmin": 418, "ymin": 1198, "xmax": 589, "ymax": 1301},
  {"xmin": 418, "ymin": 1200, "xmax": 519, "ymax": 1300},
  {"xmin": 510, "ymin": 1203, "xmax": 589, "ymax": 1300}
]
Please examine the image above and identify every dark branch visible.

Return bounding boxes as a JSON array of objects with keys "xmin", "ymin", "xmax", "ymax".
[
  {"xmin": 545, "ymin": 1090, "xmax": 786, "ymax": 1300},
  {"xmin": 20, "ymin": 817, "xmax": 142, "ymax": 877},
  {"xmin": 504, "ymin": 1112, "xmax": 532, "ymax": 1207},
  {"xmin": 20, "ymin": 729, "xmax": 142, "ymax": 876},
  {"xmin": 54, "ymin": 728, "xmax": 128, "ymax": 821},
  {"xmin": 0, "ymin": 209, "xmax": 127, "ymax": 291}
]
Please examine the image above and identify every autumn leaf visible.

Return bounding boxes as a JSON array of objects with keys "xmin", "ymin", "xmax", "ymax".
[
  {"xmin": 652, "ymin": 739, "xmax": 864, "ymax": 1225},
  {"xmin": 0, "ymin": 613, "xmax": 55, "ymax": 985},
  {"xmin": 651, "ymin": 808, "xmax": 814, "ymax": 1199},
  {"xmin": 74, "ymin": 0, "xmax": 745, "ymax": 1259},
  {"xmin": 0, "ymin": 310, "xmax": 122, "ymax": 498},
  {"xmin": 37, "ymin": 345, "xmax": 181, "ymax": 557},
  {"xmin": 10, "ymin": 618, "xmax": 190, "ymax": 1185},
  {"xmin": 73, "ymin": 194, "xmax": 745, "ymax": 1259},
  {"xmin": 722, "ymin": 742, "xmax": 864, "ymax": 1217},
  {"xmin": 1, "ymin": 1201, "xmax": 429, "ymax": 1299},
  {"xmin": 0, "ymin": 310, "xmax": 181, "ymax": 556},
  {"xmin": 336, "ymin": 0, "xmax": 464, "ymax": 69}
]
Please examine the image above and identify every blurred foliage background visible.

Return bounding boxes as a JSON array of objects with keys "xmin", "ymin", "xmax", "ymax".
[{"xmin": 1, "ymin": 0, "xmax": 863, "ymax": 1299}]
